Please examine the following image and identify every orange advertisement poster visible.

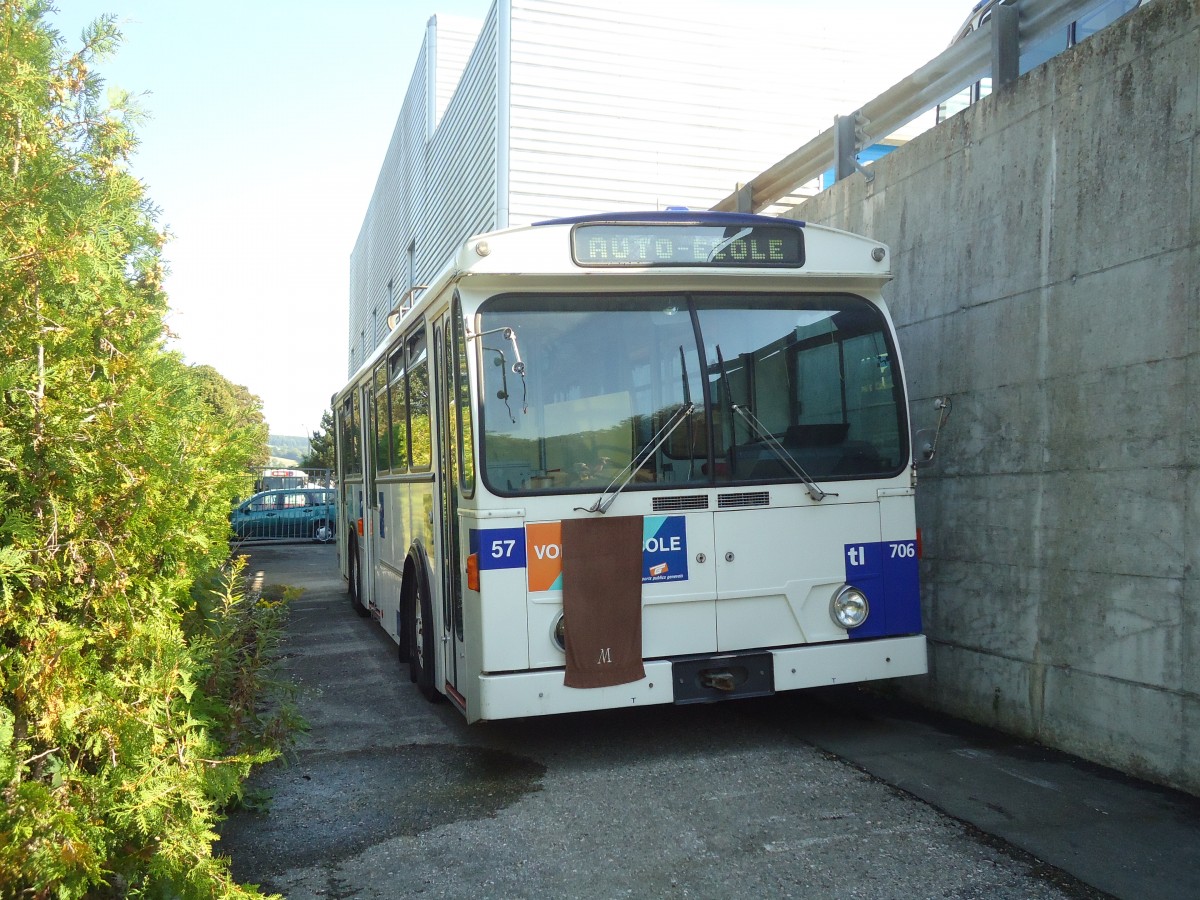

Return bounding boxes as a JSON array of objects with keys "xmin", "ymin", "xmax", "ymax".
[{"xmin": 526, "ymin": 521, "xmax": 563, "ymax": 592}]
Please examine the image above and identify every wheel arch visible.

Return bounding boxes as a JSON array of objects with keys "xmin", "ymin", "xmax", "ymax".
[{"xmin": 400, "ymin": 539, "xmax": 434, "ymax": 660}]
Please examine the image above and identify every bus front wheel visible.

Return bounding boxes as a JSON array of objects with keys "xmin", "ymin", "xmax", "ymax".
[{"xmin": 405, "ymin": 563, "xmax": 439, "ymax": 702}]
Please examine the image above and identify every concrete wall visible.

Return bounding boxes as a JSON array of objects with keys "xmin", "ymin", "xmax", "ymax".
[{"xmin": 791, "ymin": 0, "xmax": 1198, "ymax": 794}]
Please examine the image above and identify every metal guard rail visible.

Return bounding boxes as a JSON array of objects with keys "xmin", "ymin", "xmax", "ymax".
[{"xmin": 711, "ymin": 0, "xmax": 1110, "ymax": 213}]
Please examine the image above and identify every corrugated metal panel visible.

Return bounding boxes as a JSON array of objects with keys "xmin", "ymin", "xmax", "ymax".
[
  {"xmin": 347, "ymin": 27, "xmax": 433, "ymax": 377},
  {"xmin": 423, "ymin": 2, "xmax": 500, "ymax": 283},
  {"xmin": 506, "ymin": 0, "xmax": 941, "ymax": 220},
  {"xmin": 432, "ymin": 15, "xmax": 485, "ymax": 128},
  {"xmin": 347, "ymin": 227, "xmax": 371, "ymax": 376},
  {"xmin": 348, "ymin": 11, "xmax": 498, "ymax": 374},
  {"xmin": 349, "ymin": 0, "xmax": 947, "ymax": 371}
]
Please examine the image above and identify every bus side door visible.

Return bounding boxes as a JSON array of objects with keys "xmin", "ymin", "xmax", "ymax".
[
  {"xmin": 360, "ymin": 381, "xmax": 379, "ymax": 616},
  {"xmin": 434, "ymin": 312, "xmax": 467, "ymax": 700}
]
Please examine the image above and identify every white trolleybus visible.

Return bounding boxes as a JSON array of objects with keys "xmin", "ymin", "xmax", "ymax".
[{"xmin": 333, "ymin": 211, "xmax": 928, "ymax": 723}]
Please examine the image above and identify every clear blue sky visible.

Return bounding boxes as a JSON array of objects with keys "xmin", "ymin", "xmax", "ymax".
[{"xmin": 50, "ymin": 0, "xmax": 970, "ymax": 438}]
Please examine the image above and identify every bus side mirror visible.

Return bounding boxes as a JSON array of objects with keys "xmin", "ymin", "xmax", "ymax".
[
  {"xmin": 914, "ymin": 428, "xmax": 937, "ymax": 467},
  {"xmin": 913, "ymin": 397, "xmax": 951, "ymax": 469}
]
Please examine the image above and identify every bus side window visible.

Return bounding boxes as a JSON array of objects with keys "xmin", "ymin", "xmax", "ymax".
[
  {"xmin": 373, "ymin": 364, "xmax": 390, "ymax": 474},
  {"xmin": 408, "ymin": 328, "xmax": 432, "ymax": 470},
  {"xmin": 388, "ymin": 345, "xmax": 408, "ymax": 471}
]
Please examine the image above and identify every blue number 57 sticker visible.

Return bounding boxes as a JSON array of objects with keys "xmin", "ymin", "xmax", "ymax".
[{"xmin": 471, "ymin": 527, "xmax": 527, "ymax": 570}]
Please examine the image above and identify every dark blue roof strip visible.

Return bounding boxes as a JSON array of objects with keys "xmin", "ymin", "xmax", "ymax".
[{"xmin": 532, "ymin": 210, "xmax": 806, "ymax": 228}]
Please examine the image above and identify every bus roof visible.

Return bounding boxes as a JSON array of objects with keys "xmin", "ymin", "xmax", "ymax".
[
  {"xmin": 340, "ymin": 212, "xmax": 891, "ymax": 398},
  {"xmin": 454, "ymin": 214, "xmax": 888, "ymax": 280},
  {"xmin": 532, "ymin": 209, "xmax": 806, "ymax": 228}
]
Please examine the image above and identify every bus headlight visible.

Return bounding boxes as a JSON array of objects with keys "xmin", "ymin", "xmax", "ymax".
[
  {"xmin": 830, "ymin": 586, "xmax": 870, "ymax": 629},
  {"xmin": 551, "ymin": 613, "xmax": 566, "ymax": 651}
]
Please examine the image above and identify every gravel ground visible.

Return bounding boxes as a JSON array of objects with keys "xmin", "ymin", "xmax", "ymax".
[{"xmin": 219, "ymin": 545, "xmax": 1105, "ymax": 900}]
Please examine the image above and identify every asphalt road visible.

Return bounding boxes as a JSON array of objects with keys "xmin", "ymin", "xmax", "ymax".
[{"xmin": 218, "ymin": 544, "xmax": 1200, "ymax": 900}]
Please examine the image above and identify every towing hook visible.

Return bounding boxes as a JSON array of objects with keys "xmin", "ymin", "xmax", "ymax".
[{"xmin": 700, "ymin": 670, "xmax": 737, "ymax": 692}]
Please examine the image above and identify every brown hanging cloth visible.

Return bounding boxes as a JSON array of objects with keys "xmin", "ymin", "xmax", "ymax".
[{"xmin": 561, "ymin": 515, "xmax": 645, "ymax": 688}]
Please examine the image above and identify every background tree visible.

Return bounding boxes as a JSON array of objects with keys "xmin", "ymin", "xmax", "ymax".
[
  {"xmin": 300, "ymin": 407, "xmax": 335, "ymax": 472},
  {"xmin": 0, "ymin": 5, "xmax": 286, "ymax": 896},
  {"xmin": 266, "ymin": 434, "xmax": 308, "ymax": 464},
  {"xmin": 190, "ymin": 364, "xmax": 270, "ymax": 466}
]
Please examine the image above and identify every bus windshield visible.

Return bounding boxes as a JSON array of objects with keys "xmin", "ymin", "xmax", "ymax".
[{"xmin": 477, "ymin": 292, "xmax": 907, "ymax": 495}]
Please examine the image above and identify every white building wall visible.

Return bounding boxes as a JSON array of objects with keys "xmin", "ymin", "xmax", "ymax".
[{"xmin": 505, "ymin": 0, "xmax": 940, "ymax": 222}]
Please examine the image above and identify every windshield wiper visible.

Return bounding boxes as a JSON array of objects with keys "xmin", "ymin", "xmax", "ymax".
[
  {"xmin": 678, "ymin": 344, "xmax": 696, "ymax": 481},
  {"xmin": 577, "ymin": 402, "xmax": 695, "ymax": 515},
  {"xmin": 730, "ymin": 403, "xmax": 837, "ymax": 502},
  {"xmin": 715, "ymin": 345, "xmax": 736, "ymax": 474}
]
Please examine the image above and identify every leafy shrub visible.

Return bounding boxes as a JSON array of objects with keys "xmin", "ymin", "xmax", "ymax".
[
  {"xmin": 0, "ymin": 5, "xmax": 292, "ymax": 896},
  {"xmin": 186, "ymin": 556, "xmax": 304, "ymax": 767}
]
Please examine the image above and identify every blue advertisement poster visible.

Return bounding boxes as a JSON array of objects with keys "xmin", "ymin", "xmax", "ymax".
[{"xmin": 642, "ymin": 515, "xmax": 688, "ymax": 584}]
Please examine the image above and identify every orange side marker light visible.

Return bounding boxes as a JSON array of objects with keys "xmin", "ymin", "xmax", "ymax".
[{"xmin": 466, "ymin": 553, "xmax": 480, "ymax": 592}]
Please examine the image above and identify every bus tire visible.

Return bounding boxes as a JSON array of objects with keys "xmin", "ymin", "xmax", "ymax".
[
  {"xmin": 405, "ymin": 557, "xmax": 440, "ymax": 702},
  {"xmin": 348, "ymin": 537, "xmax": 368, "ymax": 618}
]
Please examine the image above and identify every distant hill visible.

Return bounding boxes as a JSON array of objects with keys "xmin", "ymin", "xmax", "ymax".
[{"xmin": 269, "ymin": 435, "xmax": 310, "ymax": 464}]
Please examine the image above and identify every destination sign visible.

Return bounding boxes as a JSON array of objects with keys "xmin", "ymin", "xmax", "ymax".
[{"xmin": 572, "ymin": 222, "xmax": 804, "ymax": 268}]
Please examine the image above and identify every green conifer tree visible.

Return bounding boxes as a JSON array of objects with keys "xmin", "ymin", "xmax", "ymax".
[
  {"xmin": 300, "ymin": 408, "xmax": 335, "ymax": 472},
  {"xmin": 0, "ymin": 5, "xmax": 284, "ymax": 896}
]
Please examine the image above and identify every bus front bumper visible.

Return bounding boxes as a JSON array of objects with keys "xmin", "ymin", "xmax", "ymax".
[{"xmin": 471, "ymin": 635, "xmax": 927, "ymax": 722}]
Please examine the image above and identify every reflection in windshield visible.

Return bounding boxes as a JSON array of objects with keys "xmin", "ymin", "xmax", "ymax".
[{"xmin": 477, "ymin": 293, "xmax": 906, "ymax": 495}]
